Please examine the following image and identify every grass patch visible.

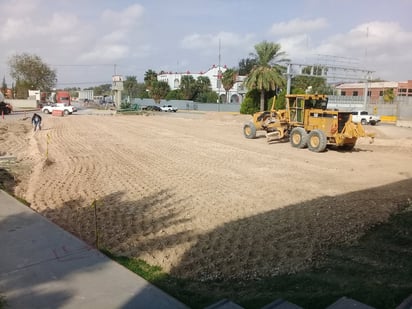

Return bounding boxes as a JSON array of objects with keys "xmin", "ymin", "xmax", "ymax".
[{"xmin": 102, "ymin": 205, "xmax": 412, "ymax": 309}]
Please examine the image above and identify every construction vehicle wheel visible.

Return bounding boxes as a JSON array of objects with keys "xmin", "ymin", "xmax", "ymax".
[
  {"xmin": 243, "ymin": 122, "xmax": 257, "ymax": 139},
  {"xmin": 290, "ymin": 127, "xmax": 308, "ymax": 148},
  {"xmin": 308, "ymin": 130, "xmax": 327, "ymax": 152}
]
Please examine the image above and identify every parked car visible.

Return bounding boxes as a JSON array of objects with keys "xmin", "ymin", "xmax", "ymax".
[
  {"xmin": 160, "ymin": 105, "xmax": 178, "ymax": 112},
  {"xmin": 351, "ymin": 111, "xmax": 381, "ymax": 125},
  {"xmin": 42, "ymin": 103, "xmax": 76, "ymax": 115},
  {"xmin": 146, "ymin": 105, "xmax": 162, "ymax": 111},
  {"xmin": 0, "ymin": 102, "xmax": 12, "ymax": 115}
]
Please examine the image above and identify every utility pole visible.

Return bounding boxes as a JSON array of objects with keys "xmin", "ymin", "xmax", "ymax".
[{"xmin": 217, "ymin": 38, "xmax": 221, "ymax": 112}]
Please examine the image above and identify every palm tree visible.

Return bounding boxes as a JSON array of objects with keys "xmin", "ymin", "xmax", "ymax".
[
  {"xmin": 144, "ymin": 69, "xmax": 158, "ymax": 92},
  {"xmin": 222, "ymin": 68, "xmax": 237, "ymax": 103},
  {"xmin": 244, "ymin": 41, "xmax": 288, "ymax": 111}
]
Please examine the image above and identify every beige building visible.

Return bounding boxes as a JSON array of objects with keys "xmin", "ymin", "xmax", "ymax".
[{"xmin": 335, "ymin": 80, "xmax": 412, "ymax": 103}]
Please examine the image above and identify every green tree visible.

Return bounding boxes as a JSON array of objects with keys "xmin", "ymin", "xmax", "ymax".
[
  {"xmin": 195, "ymin": 76, "xmax": 211, "ymax": 93},
  {"xmin": 240, "ymin": 96, "xmax": 259, "ymax": 115},
  {"xmin": 222, "ymin": 68, "xmax": 237, "ymax": 103},
  {"xmin": 93, "ymin": 84, "xmax": 112, "ymax": 96},
  {"xmin": 136, "ymin": 82, "xmax": 150, "ymax": 99},
  {"xmin": 194, "ymin": 90, "xmax": 218, "ymax": 103},
  {"xmin": 383, "ymin": 88, "xmax": 395, "ymax": 103},
  {"xmin": 150, "ymin": 81, "xmax": 170, "ymax": 103},
  {"xmin": 268, "ymin": 89, "xmax": 286, "ymax": 110},
  {"xmin": 165, "ymin": 89, "xmax": 184, "ymax": 100},
  {"xmin": 144, "ymin": 69, "xmax": 158, "ymax": 92},
  {"xmin": 244, "ymin": 41, "xmax": 288, "ymax": 111},
  {"xmin": 123, "ymin": 76, "xmax": 139, "ymax": 99},
  {"xmin": 15, "ymin": 78, "xmax": 30, "ymax": 99},
  {"xmin": 238, "ymin": 57, "xmax": 258, "ymax": 75},
  {"xmin": 180, "ymin": 75, "xmax": 197, "ymax": 100},
  {"xmin": 8, "ymin": 53, "xmax": 57, "ymax": 98},
  {"xmin": 291, "ymin": 76, "xmax": 328, "ymax": 94}
]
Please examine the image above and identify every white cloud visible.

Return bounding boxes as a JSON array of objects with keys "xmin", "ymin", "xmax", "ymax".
[
  {"xmin": 178, "ymin": 31, "xmax": 256, "ymax": 70},
  {"xmin": 79, "ymin": 44, "xmax": 130, "ymax": 62},
  {"xmin": 269, "ymin": 18, "xmax": 328, "ymax": 36},
  {"xmin": 180, "ymin": 31, "xmax": 255, "ymax": 50},
  {"xmin": 101, "ymin": 4, "xmax": 144, "ymax": 28},
  {"xmin": 278, "ymin": 21, "xmax": 412, "ymax": 80}
]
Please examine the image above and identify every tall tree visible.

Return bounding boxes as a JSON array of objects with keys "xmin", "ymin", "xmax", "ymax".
[
  {"xmin": 244, "ymin": 41, "xmax": 288, "ymax": 111},
  {"xmin": 93, "ymin": 84, "xmax": 112, "ymax": 96},
  {"xmin": 136, "ymin": 82, "xmax": 150, "ymax": 99},
  {"xmin": 180, "ymin": 75, "xmax": 197, "ymax": 100},
  {"xmin": 222, "ymin": 68, "xmax": 237, "ymax": 103},
  {"xmin": 144, "ymin": 69, "xmax": 158, "ymax": 92},
  {"xmin": 8, "ymin": 53, "xmax": 57, "ymax": 97},
  {"xmin": 238, "ymin": 57, "xmax": 258, "ymax": 75},
  {"xmin": 195, "ymin": 76, "xmax": 211, "ymax": 93},
  {"xmin": 150, "ymin": 81, "xmax": 170, "ymax": 103},
  {"xmin": 123, "ymin": 76, "xmax": 139, "ymax": 99}
]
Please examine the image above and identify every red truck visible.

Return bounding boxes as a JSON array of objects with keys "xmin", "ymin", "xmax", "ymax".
[{"xmin": 56, "ymin": 91, "xmax": 71, "ymax": 105}]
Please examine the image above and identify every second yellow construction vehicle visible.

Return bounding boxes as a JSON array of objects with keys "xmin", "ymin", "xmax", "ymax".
[{"xmin": 243, "ymin": 94, "xmax": 374, "ymax": 152}]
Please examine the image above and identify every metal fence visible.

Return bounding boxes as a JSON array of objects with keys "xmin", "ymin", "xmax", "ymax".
[
  {"xmin": 319, "ymin": 95, "xmax": 412, "ymax": 120},
  {"xmin": 131, "ymin": 96, "xmax": 412, "ymax": 120},
  {"xmin": 132, "ymin": 98, "xmax": 241, "ymax": 113}
]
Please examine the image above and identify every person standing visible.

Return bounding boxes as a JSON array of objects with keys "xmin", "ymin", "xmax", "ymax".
[{"xmin": 32, "ymin": 113, "xmax": 42, "ymax": 131}]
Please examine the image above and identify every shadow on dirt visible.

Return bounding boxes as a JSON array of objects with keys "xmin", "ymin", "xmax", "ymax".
[
  {"xmin": 28, "ymin": 178, "xmax": 412, "ymax": 309},
  {"xmin": 40, "ymin": 190, "xmax": 195, "ymax": 256},
  {"xmin": 0, "ymin": 167, "xmax": 16, "ymax": 192},
  {"xmin": 170, "ymin": 178, "xmax": 412, "ymax": 281}
]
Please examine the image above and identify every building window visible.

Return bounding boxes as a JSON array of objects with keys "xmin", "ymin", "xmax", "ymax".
[
  {"xmin": 341, "ymin": 91, "xmax": 346, "ymax": 96},
  {"xmin": 408, "ymin": 89, "xmax": 412, "ymax": 93},
  {"xmin": 367, "ymin": 91, "xmax": 371, "ymax": 97},
  {"xmin": 379, "ymin": 91, "xmax": 383, "ymax": 96},
  {"xmin": 398, "ymin": 89, "xmax": 407, "ymax": 96},
  {"xmin": 353, "ymin": 91, "xmax": 358, "ymax": 96}
]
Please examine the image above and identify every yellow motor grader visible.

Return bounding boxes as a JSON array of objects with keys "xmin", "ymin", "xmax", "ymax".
[{"xmin": 243, "ymin": 94, "xmax": 374, "ymax": 152}]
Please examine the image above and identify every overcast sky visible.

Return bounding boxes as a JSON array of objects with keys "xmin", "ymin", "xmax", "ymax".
[{"xmin": 0, "ymin": 0, "xmax": 411, "ymax": 88}]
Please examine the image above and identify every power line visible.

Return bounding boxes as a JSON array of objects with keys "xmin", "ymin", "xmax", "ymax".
[
  {"xmin": 56, "ymin": 81, "xmax": 111, "ymax": 86},
  {"xmin": 50, "ymin": 64, "xmax": 115, "ymax": 67}
]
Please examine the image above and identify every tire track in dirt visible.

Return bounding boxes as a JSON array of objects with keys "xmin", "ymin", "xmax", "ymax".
[{"xmin": 16, "ymin": 113, "xmax": 412, "ymax": 278}]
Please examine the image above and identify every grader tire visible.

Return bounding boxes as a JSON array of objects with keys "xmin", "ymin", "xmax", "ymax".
[
  {"xmin": 308, "ymin": 130, "xmax": 327, "ymax": 152},
  {"xmin": 243, "ymin": 122, "xmax": 257, "ymax": 139},
  {"xmin": 290, "ymin": 127, "xmax": 308, "ymax": 148}
]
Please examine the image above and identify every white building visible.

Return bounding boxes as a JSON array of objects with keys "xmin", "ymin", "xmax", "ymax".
[{"xmin": 157, "ymin": 64, "xmax": 246, "ymax": 103}]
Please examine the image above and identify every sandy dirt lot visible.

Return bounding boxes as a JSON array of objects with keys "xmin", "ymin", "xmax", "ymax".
[{"xmin": 1, "ymin": 111, "xmax": 412, "ymax": 281}]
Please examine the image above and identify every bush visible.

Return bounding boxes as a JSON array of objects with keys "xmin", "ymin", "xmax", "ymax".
[
  {"xmin": 120, "ymin": 101, "xmax": 131, "ymax": 109},
  {"xmin": 195, "ymin": 91, "xmax": 218, "ymax": 103},
  {"xmin": 240, "ymin": 97, "xmax": 259, "ymax": 115},
  {"xmin": 165, "ymin": 89, "xmax": 184, "ymax": 100}
]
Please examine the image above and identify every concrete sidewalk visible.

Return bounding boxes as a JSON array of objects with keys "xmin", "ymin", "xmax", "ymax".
[{"xmin": 0, "ymin": 190, "xmax": 189, "ymax": 309}]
